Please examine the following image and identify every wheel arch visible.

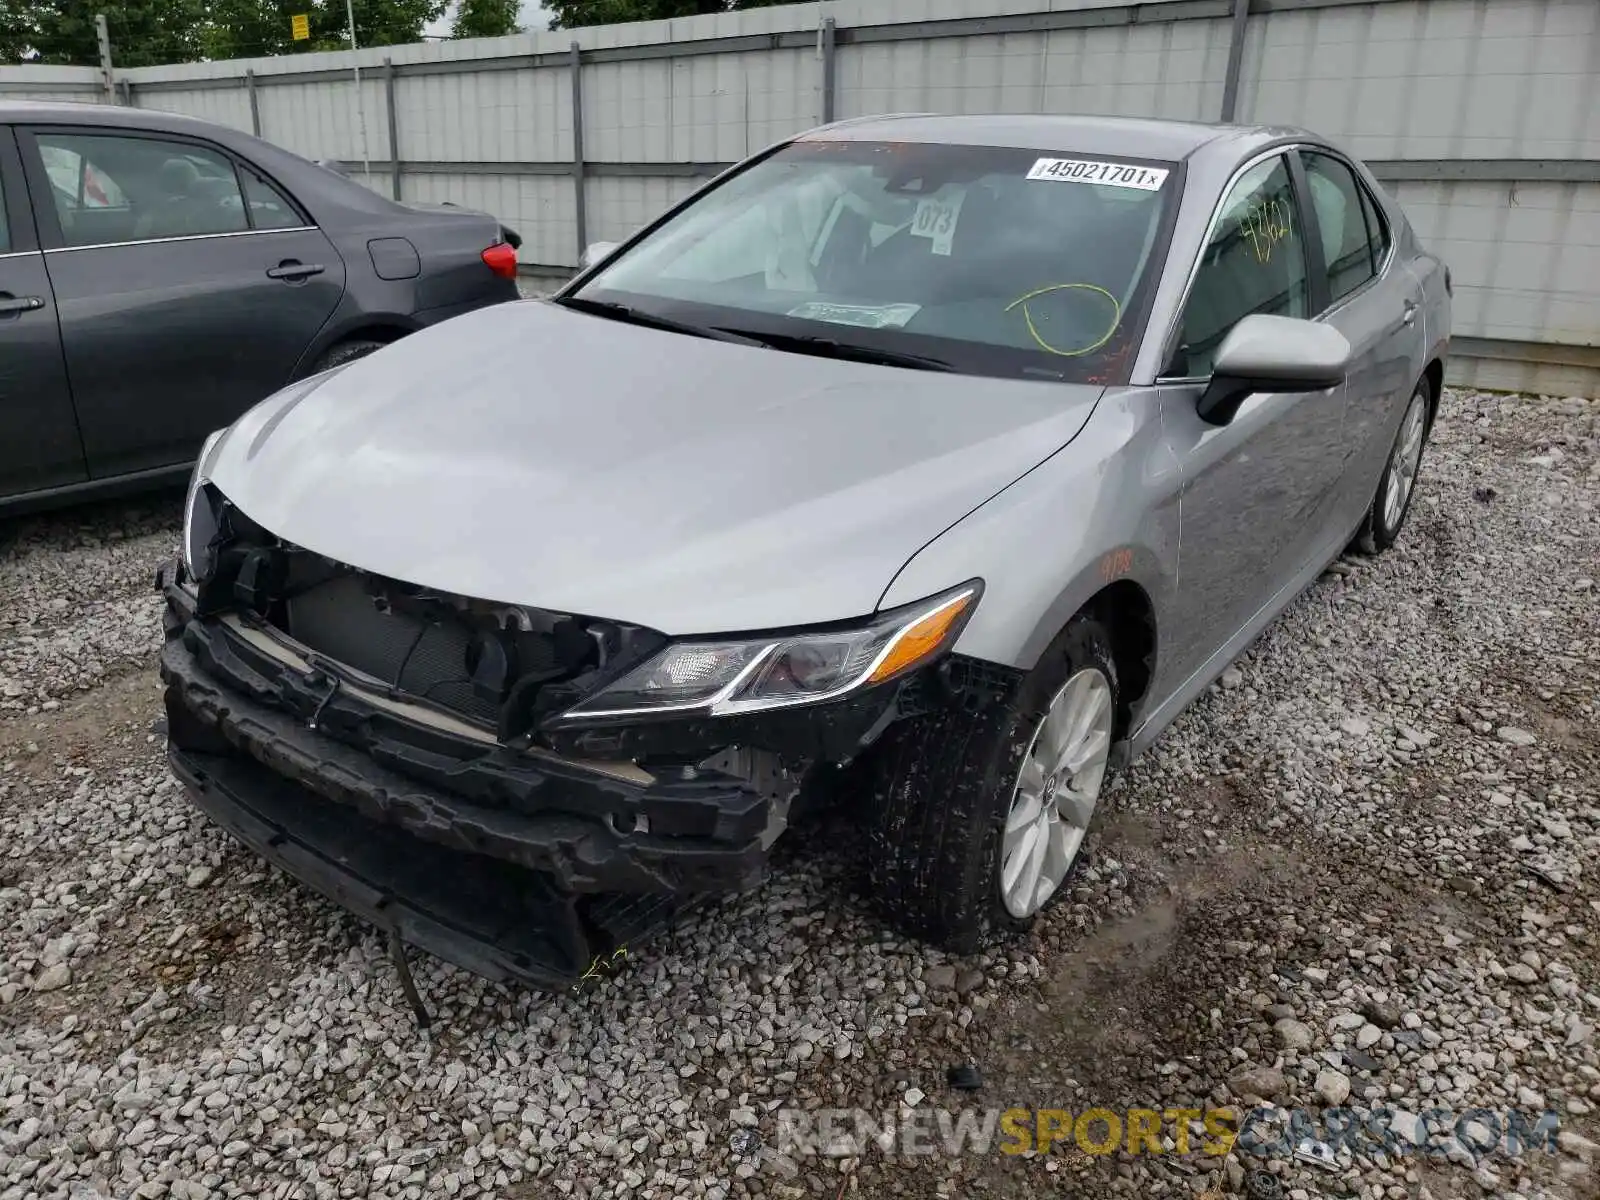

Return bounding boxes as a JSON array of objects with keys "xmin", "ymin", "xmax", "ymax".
[
  {"xmin": 1077, "ymin": 579, "xmax": 1158, "ymax": 741},
  {"xmin": 1006, "ymin": 561, "xmax": 1164, "ymax": 744},
  {"xmin": 1422, "ymin": 357, "xmax": 1444, "ymax": 428},
  {"xmin": 293, "ymin": 316, "xmax": 420, "ymax": 379}
]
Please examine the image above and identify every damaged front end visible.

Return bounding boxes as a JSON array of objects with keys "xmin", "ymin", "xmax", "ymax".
[{"xmin": 160, "ymin": 487, "xmax": 994, "ymax": 991}]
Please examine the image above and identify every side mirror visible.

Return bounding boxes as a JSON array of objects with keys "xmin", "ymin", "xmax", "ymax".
[
  {"xmin": 579, "ymin": 241, "xmax": 619, "ymax": 271},
  {"xmin": 1197, "ymin": 314, "xmax": 1352, "ymax": 425}
]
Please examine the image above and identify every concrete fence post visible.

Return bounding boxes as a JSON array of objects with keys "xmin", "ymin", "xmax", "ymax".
[
  {"xmin": 246, "ymin": 69, "xmax": 261, "ymax": 136},
  {"xmin": 1219, "ymin": 0, "xmax": 1251, "ymax": 122},
  {"xmin": 94, "ymin": 14, "xmax": 116, "ymax": 102},
  {"xmin": 820, "ymin": 17, "xmax": 837, "ymax": 125},
  {"xmin": 385, "ymin": 58, "xmax": 401, "ymax": 200},
  {"xmin": 570, "ymin": 41, "xmax": 588, "ymax": 263}
]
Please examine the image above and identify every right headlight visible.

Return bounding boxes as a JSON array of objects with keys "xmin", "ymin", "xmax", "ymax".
[
  {"xmin": 556, "ymin": 582, "xmax": 981, "ymax": 722},
  {"xmin": 182, "ymin": 428, "xmax": 226, "ymax": 583}
]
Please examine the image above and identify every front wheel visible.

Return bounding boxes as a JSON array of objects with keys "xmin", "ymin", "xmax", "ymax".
[
  {"xmin": 1354, "ymin": 377, "xmax": 1432, "ymax": 554},
  {"xmin": 866, "ymin": 615, "xmax": 1119, "ymax": 952}
]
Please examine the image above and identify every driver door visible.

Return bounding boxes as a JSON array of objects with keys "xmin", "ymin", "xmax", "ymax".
[
  {"xmin": 19, "ymin": 126, "xmax": 345, "ymax": 478},
  {"xmin": 1158, "ymin": 152, "xmax": 1349, "ymax": 691}
]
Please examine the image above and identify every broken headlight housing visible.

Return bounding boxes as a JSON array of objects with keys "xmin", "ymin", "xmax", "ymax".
[
  {"xmin": 558, "ymin": 582, "xmax": 981, "ymax": 722},
  {"xmin": 182, "ymin": 428, "xmax": 227, "ymax": 584}
]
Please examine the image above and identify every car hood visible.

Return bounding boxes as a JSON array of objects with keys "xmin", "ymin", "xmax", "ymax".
[{"xmin": 208, "ymin": 301, "xmax": 1103, "ymax": 634}]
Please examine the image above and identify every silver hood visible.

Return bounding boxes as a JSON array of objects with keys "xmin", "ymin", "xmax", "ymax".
[{"xmin": 207, "ymin": 300, "xmax": 1103, "ymax": 634}]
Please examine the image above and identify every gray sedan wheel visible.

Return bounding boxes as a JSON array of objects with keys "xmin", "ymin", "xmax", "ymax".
[
  {"xmin": 1355, "ymin": 377, "xmax": 1432, "ymax": 554},
  {"xmin": 999, "ymin": 666, "xmax": 1113, "ymax": 918},
  {"xmin": 867, "ymin": 614, "xmax": 1119, "ymax": 952}
]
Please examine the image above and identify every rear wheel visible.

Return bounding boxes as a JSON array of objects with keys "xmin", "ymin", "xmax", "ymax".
[
  {"xmin": 867, "ymin": 615, "xmax": 1118, "ymax": 952},
  {"xmin": 1354, "ymin": 377, "xmax": 1431, "ymax": 554},
  {"xmin": 310, "ymin": 338, "xmax": 387, "ymax": 374}
]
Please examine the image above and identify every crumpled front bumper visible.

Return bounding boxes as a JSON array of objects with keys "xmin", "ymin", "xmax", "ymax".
[{"xmin": 156, "ymin": 562, "xmax": 835, "ymax": 988}]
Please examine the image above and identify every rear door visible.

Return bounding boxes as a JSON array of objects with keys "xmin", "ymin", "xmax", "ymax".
[
  {"xmin": 19, "ymin": 125, "xmax": 346, "ymax": 478},
  {"xmin": 1293, "ymin": 149, "xmax": 1425, "ymax": 508},
  {"xmin": 0, "ymin": 126, "xmax": 85, "ymax": 499}
]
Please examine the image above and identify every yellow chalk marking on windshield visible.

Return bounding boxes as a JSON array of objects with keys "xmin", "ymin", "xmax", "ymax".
[{"xmin": 1004, "ymin": 282, "xmax": 1122, "ymax": 358}]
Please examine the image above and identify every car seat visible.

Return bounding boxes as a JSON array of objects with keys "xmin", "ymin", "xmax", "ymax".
[{"xmin": 133, "ymin": 158, "xmax": 204, "ymax": 239}]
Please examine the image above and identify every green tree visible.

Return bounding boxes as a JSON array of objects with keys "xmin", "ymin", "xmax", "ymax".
[
  {"xmin": 199, "ymin": 0, "xmax": 302, "ymax": 60},
  {"xmin": 22, "ymin": 0, "xmax": 208, "ymax": 66},
  {"xmin": 451, "ymin": 0, "xmax": 519, "ymax": 38},
  {"xmin": 330, "ymin": 0, "xmax": 447, "ymax": 50},
  {"xmin": 546, "ymin": 0, "xmax": 730, "ymax": 30},
  {"xmin": 197, "ymin": 0, "xmax": 447, "ymax": 60},
  {"xmin": 1, "ymin": 0, "xmax": 40, "ymax": 61},
  {"xmin": 6, "ymin": 0, "xmax": 450, "ymax": 64}
]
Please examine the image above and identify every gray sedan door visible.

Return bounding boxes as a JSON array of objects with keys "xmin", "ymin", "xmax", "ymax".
[
  {"xmin": 0, "ymin": 126, "xmax": 84, "ymax": 500},
  {"xmin": 1295, "ymin": 149, "xmax": 1426, "ymax": 506},
  {"xmin": 20, "ymin": 126, "xmax": 346, "ymax": 478},
  {"xmin": 1158, "ymin": 152, "xmax": 1350, "ymax": 690}
]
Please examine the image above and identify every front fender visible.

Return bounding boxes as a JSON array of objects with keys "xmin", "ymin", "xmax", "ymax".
[{"xmin": 878, "ymin": 388, "xmax": 1180, "ymax": 676}]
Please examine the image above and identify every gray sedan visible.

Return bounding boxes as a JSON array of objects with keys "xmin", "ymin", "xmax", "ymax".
[
  {"xmin": 160, "ymin": 114, "xmax": 1450, "ymax": 989},
  {"xmin": 0, "ymin": 101, "xmax": 519, "ymax": 514}
]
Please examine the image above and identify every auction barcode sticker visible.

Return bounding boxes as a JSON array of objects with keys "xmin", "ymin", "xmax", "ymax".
[{"xmin": 1026, "ymin": 158, "xmax": 1169, "ymax": 191}]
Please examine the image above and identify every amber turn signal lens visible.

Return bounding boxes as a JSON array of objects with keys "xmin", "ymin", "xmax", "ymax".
[{"xmin": 866, "ymin": 590, "xmax": 976, "ymax": 685}]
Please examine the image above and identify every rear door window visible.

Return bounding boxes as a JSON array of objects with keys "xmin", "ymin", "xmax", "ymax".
[
  {"xmin": 240, "ymin": 165, "xmax": 305, "ymax": 230},
  {"xmin": 1357, "ymin": 179, "xmax": 1391, "ymax": 266},
  {"xmin": 1300, "ymin": 151, "xmax": 1383, "ymax": 305},
  {"xmin": 35, "ymin": 132, "xmax": 248, "ymax": 247}
]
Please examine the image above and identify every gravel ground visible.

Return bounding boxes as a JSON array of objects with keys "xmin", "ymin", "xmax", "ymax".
[{"xmin": 0, "ymin": 387, "xmax": 1596, "ymax": 1200}]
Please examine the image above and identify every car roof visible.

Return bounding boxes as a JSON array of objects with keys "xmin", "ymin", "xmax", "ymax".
[
  {"xmin": 802, "ymin": 112, "xmax": 1303, "ymax": 164},
  {"xmin": 0, "ymin": 99, "xmax": 224, "ymax": 133}
]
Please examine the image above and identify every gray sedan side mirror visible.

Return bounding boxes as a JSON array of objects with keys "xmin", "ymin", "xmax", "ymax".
[
  {"xmin": 1198, "ymin": 314, "xmax": 1352, "ymax": 426},
  {"xmin": 579, "ymin": 241, "xmax": 619, "ymax": 271}
]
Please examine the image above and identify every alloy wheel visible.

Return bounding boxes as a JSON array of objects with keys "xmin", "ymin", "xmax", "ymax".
[
  {"xmin": 998, "ymin": 667, "xmax": 1113, "ymax": 919},
  {"xmin": 1383, "ymin": 390, "xmax": 1428, "ymax": 531}
]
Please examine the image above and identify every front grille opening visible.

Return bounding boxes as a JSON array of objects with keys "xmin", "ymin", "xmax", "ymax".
[
  {"xmin": 203, "ymin": 537, "xmax": 667, "ymax": 738},
  {"xmin": 282, "ymin": 574, "xmax": 563, "ymax": 725}
]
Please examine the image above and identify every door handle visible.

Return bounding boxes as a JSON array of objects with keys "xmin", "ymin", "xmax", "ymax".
[
  {"xmin": 266, "ymin": 262, "xmax": 326, "ymax": 281},
  {"xmin": 0, "ymin": 295, "xmax": 46, "ymax": 317},
  {"xmin": 1401, "ymin": 300, "xmax": 1417, "ymax": 326}
]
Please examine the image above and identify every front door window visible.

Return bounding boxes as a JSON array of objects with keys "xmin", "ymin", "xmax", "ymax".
[{"xmin": 1172, "ymin": 155, "xmax": 1308, "ymax": 377}]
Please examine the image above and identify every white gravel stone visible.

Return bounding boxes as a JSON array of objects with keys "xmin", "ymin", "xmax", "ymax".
[
  {"xmin": 1314, "ymin": 1068, "xmax": 1351, "ymax": 1106},
  {"xmin": 31, "ymin": 963, "xmax": 71, "ymax": 992}
]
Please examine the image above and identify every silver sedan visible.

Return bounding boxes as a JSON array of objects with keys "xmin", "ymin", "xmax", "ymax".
[{"xmin": 162, "ymin": 114, "xmax": 1450, "ymax": 988}]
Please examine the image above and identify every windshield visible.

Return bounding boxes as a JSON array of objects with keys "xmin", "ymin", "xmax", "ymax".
[{"xmin": 570, "ymin": 138, "xmax": 1180, "ymax": 383}]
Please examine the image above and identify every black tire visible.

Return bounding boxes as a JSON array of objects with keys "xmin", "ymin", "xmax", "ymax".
[
  {"xmin": 1353, "ymin": 375, "xmax": 1433, "ymax": 555},
  {"xmin": 310, "ymin": 338, "xmax": 387, "ymax": 374},
  {"xmin": 866, "ymin": 614, "xmax": 1119, "ymax": 953}
]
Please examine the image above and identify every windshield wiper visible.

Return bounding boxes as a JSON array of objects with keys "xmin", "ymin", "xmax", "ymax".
[
  {"xmin": 553, "ymin": 296, "xmax": 760, "ymax": 345},
  {"xmin": 714, "ymin": 328, "xmax": 956, "ymax": 373}
]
